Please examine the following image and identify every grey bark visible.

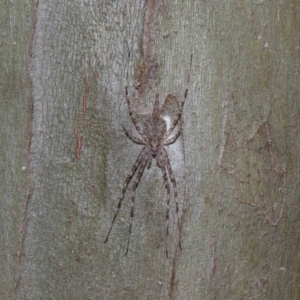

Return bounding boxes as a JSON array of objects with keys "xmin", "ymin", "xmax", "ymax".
[
  {"xmin": 0, "ymin": 0, "xmax": 35, "ymax": 299},
  {"xmin": 1, "ymin": 0, "xmax": 300, "ymax": 299}
]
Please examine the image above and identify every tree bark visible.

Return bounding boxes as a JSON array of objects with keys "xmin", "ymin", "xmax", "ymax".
[
  {"xmin": 1, "ymin": 0, "xmax": 299, "ymax": 299},
  {"xmin": 0, "ymin": 0, "xmax": 36, "ymax": 299}
]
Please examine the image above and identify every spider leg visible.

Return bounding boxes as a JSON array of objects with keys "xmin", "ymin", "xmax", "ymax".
[
  {"xmin": 164, "ymin": 129, "xmax": 181, "ymax": 145},
  {"xmin": 122, "ymin": 124, "xmax": 145, "ymax": 145},
  {"xmin": 164, "ymin": 55, "xmax": 192, "ymax": 139},
  {"xmin": 159, "ymin": 163, "xmax": 171, "ymax": 258},
  {"xmin": 147, "ymin": 158, "xmax": 152, "ymax": 169},
  {"xmin": 162, "ymin": 148, "xmax": 182, "ymax": 251},
  {"xmin": 104, "ymin": 146, "xmax": 147, "ymax": 243},
  {"xmin": 163, "ymin": 97, "xmax": 185, "ymax": 139},
  {"xmin": 125, "ymin": 154, "xmax": 149, "ymax": 255},
  {"xmin": 125, "ymin": 86, "xmax": 148, "ymax": 140}
]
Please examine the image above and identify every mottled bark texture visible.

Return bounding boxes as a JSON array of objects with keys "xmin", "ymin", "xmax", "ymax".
[{"xmin": 1, "ymin": 1, "xmax": 299, "ymax": 299}]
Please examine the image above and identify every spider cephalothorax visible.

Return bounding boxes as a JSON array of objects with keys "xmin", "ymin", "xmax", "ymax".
[
  {"xmin": 144, "ymin": 96, "xmax": 167, "ymax": 156},
  {"xmin": 105, "ymin": 56, "xmax": 192, "ymax": 257}
]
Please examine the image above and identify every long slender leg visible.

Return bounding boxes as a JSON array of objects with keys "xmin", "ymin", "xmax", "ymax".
[
  {"xmin": 122, "ymin": 125, "xmax": 145, "ymax": 145},
  {"xmin": 164, "ymin": 55, "xmax": 193, "ymax": 138},
  {"xmin": 147, "ymin": 159, "xmax": 152, "ymax": 169},
  {"xmin": 164, "ymin": 104, "xmax": 184, "ymax": 139},
  {"xmin": 125, "ymin": 86, "xmax": 147, "ymax": 140},
  {"xmin": 162, "ymin": 148, "xmax": 182, "ymax": 250},
  {"xmin": 159, "ymin": 163, "xmax": 171, "ymax": 258},
  {"xmin": 163, "ymin": 149, "xmax": 177, "ymax": 206},
  {"xmin": 104, "ymin": 147, "xmax": 147, "ymax": 243},
  {"xmin": 125, "ymin": 156, "xmax": 148, "ymax": 255},
  {"xmin": 164, "ymin": 130, "xmax": 181, "ymax": 146}
]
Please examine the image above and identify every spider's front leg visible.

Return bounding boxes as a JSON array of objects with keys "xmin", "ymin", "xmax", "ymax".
[
  {"xmin": 164, "ymin": 98, "xmax": 185, "ymax": 139},
  {"xmin": 164, "ymin": 54, "xmax": 192, "ymax": 139},
  {"xmin": 122, "ymin": 124, "xmax": 145, "ymax": 145},
  {"xmin": 125, "ymin": 86, "xmax": 147, "ymax": 140},
  {"xmin": 164, "ymin": 129, "xmax": 181, "ymax": 146}
]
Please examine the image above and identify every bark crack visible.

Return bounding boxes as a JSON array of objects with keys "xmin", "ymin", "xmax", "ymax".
[{"xmin": 12, "ymin": 1, "xmax": 40, "ymax": 299}]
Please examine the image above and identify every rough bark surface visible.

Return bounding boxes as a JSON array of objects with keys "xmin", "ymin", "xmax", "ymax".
[
  {"xmin": 1, "ymin": 0, "xmax": 299, "ymax": 299},
  {"xmin": 0, "ymin": 0, "xmax": 35, "ymax": 299}
]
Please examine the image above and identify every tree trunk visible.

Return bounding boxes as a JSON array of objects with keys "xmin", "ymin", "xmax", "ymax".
[
  {"xmin": 1, "ymin": 0, "xmax": 36, "ymax": 299},
  {"xmin": 1, "ymin": 0, "xmax": 299, "ymax": 299}
]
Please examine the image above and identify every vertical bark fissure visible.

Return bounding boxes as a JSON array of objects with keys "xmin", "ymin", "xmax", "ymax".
[
  {"xmin": 12, "ymin": 1, "xmax": 39, "ymax": 298},
  {"xmin": 137, "ymin": 1, "xmax": 183, "ymax": 297},
  {"xmin": 137, "ymin": 0, "xmax": 167, "ymax": 95}
]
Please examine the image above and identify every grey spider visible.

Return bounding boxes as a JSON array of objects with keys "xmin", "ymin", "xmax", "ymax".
[{"xmin": 105, "ymin": 56, "xmax": 192, "ymax": 257}]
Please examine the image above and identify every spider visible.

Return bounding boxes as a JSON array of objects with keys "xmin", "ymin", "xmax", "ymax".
[{"xmin": 105, "ymin": 56, "xmax": 192, "ymax": 257}]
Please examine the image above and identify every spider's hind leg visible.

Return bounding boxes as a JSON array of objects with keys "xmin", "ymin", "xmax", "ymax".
[
  {"xmin": 160, "ymin": 164, "xmax": 171, "ymax": 258},
  {"xmin": 163, "ymin": 148, "xmax": 182, "ymax": 251},
  {"xmin": 104, "ymin": 147, "xmax": 146, "ymax": 244},
  {"xmin": 125, "ymin": 155, "xmax": 149, "ymax": 255}
]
